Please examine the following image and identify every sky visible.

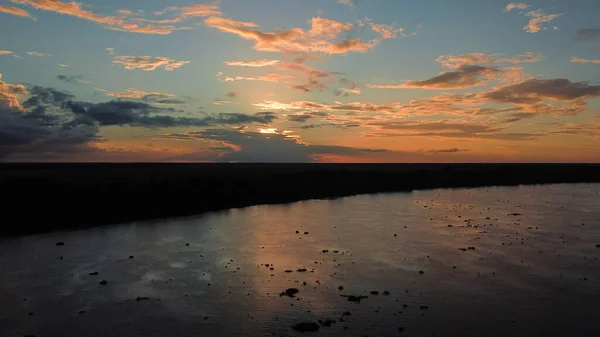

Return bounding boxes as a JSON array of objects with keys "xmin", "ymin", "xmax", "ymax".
[{"xmin": 1, "ymin": 0, "xmax": 599, "ymax": 162}]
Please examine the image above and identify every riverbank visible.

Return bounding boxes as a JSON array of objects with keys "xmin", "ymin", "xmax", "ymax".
[{"xmin": 2, "ymin": 163, "xmax": 599, "ymax": 236}]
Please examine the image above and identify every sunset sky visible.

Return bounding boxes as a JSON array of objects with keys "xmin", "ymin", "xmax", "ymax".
[{"xmin": 1, "ymin": 0, "xmax": 599, "ymax": 162}]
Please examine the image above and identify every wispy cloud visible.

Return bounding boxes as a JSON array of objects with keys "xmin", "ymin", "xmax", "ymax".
[
  {"xmin": 504, "ymin": 4, "xmax": 563, "ymax": 33},
  {"xmin": 504, "ymin": 3, "xmax": 529, "ymax": 12},
  {"xmin": 56, "ymin": 75, "xmax": 90, "ymax": 84},
  {"xmin": 112, "ymin": 55, "xmax": 190, "ymax": 71},
  {"xmin": 204, "ymin": 16, "xmax": 389, "ymax": 55},
  {"xmin": 0, "ymin": 4, "xmax": 32, "ymax": 18},
  {"xmin": 576, "ymin": 27, "xmax": 600, "ymax": 41},
  {"xmin": 224, "ymin": 59, "xmax": 282, "ymax": 67},
  {"xmin": 106, "ymin": 88, "xmax": 176, "ymax": 101},
  {"xmin": 10, "ymin": 0, "xmax": 188, "ymax": 35},
  {"xmin": 26, "ymin": 51, "xmax": 51, "ymax": 57},
  {"xmin": 571, "ymin": 57, "xmax": 600, "ymax": 64}
]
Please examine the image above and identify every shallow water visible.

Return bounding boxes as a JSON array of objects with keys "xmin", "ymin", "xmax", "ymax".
[{"xmin": 1, "ymin": 183, "xmax": 599, "ymax": 337}]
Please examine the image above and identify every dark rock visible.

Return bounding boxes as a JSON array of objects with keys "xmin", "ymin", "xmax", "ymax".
[
  {"xmin": 89, "ymin": 272, "xmax": 99, "ymax": 276},
  {"xmin": 458, "ymin": 248, "xmax": 468, "ymax": 252},
  {"xmin": 509, "ymin": 213, "xmax": 522, "ymax": 216},
  {"xmin": 56, "ymin": 242, "xmax": 65, "ymax": 246},
  {"xmin": 185, "ymin": 243, "xmax": 190, "ymax": 246},
  {"xmin": 319, "ymin": 319, "xmax": 336, "ymax": 327},
  {"xmin": 78, "ymin": 310, "xmax": 85, "ymax": 314},
  {"xmin": 398, "ymin": 327, "xmax": 406, "ymax": 332},
  {"xmin": 297, "ymin": 268, "xmax": 307, "ymax": 272},
  {"xmin": 99, "ymin": 280, "xmax": 108, "ymax": 285},
  {"xmin": 295, "ymin": 231, "xmax": 300, "ymax": 234},
  {"xmin": 129, "ymin": 255, "xmax": 134, "ymax": 259},
  {"xmin": 292, "ymin": 322, "xmax": 320, "ymax": 332},
  {"xmin": 468, "ymin": 247, "xmax": 476, "ymax": 250},
  {"xmin": 284, "ymin": 270, "xmax": 293, "ymax": 273},
  {"xmin": 341, "ymin": 295, "xmax": 368, "ymax": 303},
  {"xmin": 420, "ymin": 305, "xmax": 429, "ymax": 310},
  {"xmin": 383, "ymin": 291, "xmax": 390, "ymax": 295},
  {"xmin": 304, "ymin": 232, "xmax": 309, "ymax": 235},
  {"xmin": 338, "ymin": 286, "xmax": 344, "ymax": 290},
  {"xmin": 370, "ymin": 291, "xmax": 379, "ymax": 295},
  {"xmin": 322, "ymin": 250, "xmax": 329, "ymax": 253},
  {"xmin": 136, "ymin": 297, "xmax": 150, "ymax": 301},
  {"xmin": 419, "ymin": 270, "xmax": 424, "ymax": 275},
  {"xmin": 280, "ymin": 288, "xmax": 299, "ymax": 297}
]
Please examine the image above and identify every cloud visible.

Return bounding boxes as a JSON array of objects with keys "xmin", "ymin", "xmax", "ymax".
[
  {"xmin": 435, "ymin": 52, "xmax": 541, "ymax": 69},
  {"xmin": 224, "ymin": 59, "xmax": 282, "ymax": 67},
  {"xmin": 480, "ymin": 78, "xmax": 600, "ymax": 104},
  {"xmin": 420, "ymin": 148, "xmax": 468, "ymax": 153},
  {"xmin": 368, "ymin": 65, "xmax": 504, "ymax": 90},
  {"xmin": 154, "ymin": 3, "xmax": 221, "ymax": 19},
  {"xmin": 576, "ymin": 27, "xmax": 600, "ymax": 41},
  {"xmin": 160, "ymin": 129, "xmax": 388, "ymax": 163},
  {"xmin": 0, "ymin": 73, "xmax": 29, "ymax": 109},
  {"xmin": 338, "ymin": 0, "xmax": 354, "ymax": 7},
  {"xmin": 504, "ymin": 3, "xmax": 529, "ymax": 12},
  {"xmin": 56, "ymin": 75, "xmax": 89, "ymax": 84},
  {"xmin": 26, "ymin": 51, "xmax": 51, "ymax": 56},
  {"xmin": 112, "ymin": 55, "xmax": 190, "ymax": 71},
  {"xmin": 204, "ymin": 16, "xmax": 383, "ymax": 55},
  {"xmin": 571, "ymin": 57, "xmax": 600, "ymax": 64},
  {"xmin": 11, "ymin": 0, "xmax": 179, "ymax": 34},
  {"xmin": 524, "ymin": 10, "xmax": 563, "ymax": 33},
  {"xmin": 369, "ymin": 23, "xmax": 406, "ymax": 39},
  {"xmin": 0, "ymin": 50, "xmax": 14, "ymax": 55},
  {"xmin": 106, "ymin": 88, "xmax": 175, "ymax": 101},
  {"xmin": 223, "ymin": 73, "xmax": 292, "ymax": 83},
  {"xmin": 0, "ymin": 5, "xmax": 32, "ymax": 18}
]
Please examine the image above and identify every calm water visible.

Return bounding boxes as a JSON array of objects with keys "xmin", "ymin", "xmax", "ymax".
[{"xmin": 1, "ymin": 184, "xmax": 600, "ymax": 337}]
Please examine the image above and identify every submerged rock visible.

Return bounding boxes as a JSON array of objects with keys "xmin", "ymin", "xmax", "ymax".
[{"xmin": 292, "ymin": 322, "xmax": 320, "ymax": 332}]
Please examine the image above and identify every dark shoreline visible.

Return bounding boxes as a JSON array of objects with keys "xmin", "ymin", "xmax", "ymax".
[{"xmin": 2, "ymin": 163, "xmax": 600, "ymax": 237}]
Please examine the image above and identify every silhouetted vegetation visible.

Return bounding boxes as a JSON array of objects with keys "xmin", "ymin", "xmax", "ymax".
[{"xmin": 1, "ymin": 163, "xmax": 599, "ymax": 236}]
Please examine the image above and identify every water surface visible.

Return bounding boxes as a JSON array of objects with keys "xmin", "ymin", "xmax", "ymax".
[{"xmin": 1, "ymin": 184, "xmax": 599, "ymax": 336}]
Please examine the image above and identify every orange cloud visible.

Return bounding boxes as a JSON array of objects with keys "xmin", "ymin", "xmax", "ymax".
[
  {"xmin": 0, "ymin": 73, "xmax": 28, "ymax": 109},
  {"xmin": 204, "ymin": 16, "xmax": 381, "ymax": 54},
  {"xmin": 436, "ymin": 52, "xmax": 541, "ymax": 69},
  {"xmin": 224, "ymin": 59, "xmax": 282, "ymax": 67},
  {"xmin": 106, "ymin": 88, "xmax": 175, "ymax": 100},
  {"xmin": 525, "ymin": 10, "xmax": 563, "ymax": 33},
  {"xmin": 112, "ymin": 55, "xmax": 190, "ymax": 71},
  {"xmin": 223, "ymin": 73, "xmax": 293, "ymax": 83},
  {"xmin": 0, "ymin": 4, "xmax": 32, "ymax": 17},
  {"xmin": 571, "ymin": 56, "xmax": 600, "ymax": 64},
  {"xmin": 504, "ymin": 3, "xmax": 529, "ymax": 12},
  {"xmin": 0, "ymin": 50, "xmax": 14, "ymax": 55},
  {"xmin": 11, "ymin": 0, "xmax": 179, "ymax": 34}
]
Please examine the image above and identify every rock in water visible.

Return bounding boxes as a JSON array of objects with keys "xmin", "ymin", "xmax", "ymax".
[{"xmin": 292, "ymin": 322, "xmax": 320, "ymax": 332}]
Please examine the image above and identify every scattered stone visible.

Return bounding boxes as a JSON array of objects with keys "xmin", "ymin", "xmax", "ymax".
[
  {"xmin": 297, "ymin": 268, "xmax": 307, "ymax": 272},
  {"xmin": 185, "ymin": 243, "xmax": 190, "ymax": 246},
  {"xmin": 596, "ymin": 244, "xmax": 600, "ymax": 248},
  {"xmin": 322, "ymin": 250, "xmax": 329, "ymax": 253},
  {"xmin": 284, "ymin": 270, "xmax": 293, "ymax": 273},
  {"xmin": 295, "ymin": 231, "xmax": 300, "ymax": 234},
  {"xmin": 394, "ymin": 234, "xmax": 397, "ymax": 237},
  {"xmin": 129, "ymin": 255, "xmax": 134, "ymax": 259},
  {"xmin": 398, "ymin": 327, "xmax": 406, "ymax": 332},
  {"xmin": 99, "ymin": 280, "xmax": 108, "ymax": 285},
  {"xmin": 78, "ymin": 310, "xmax": 85, "ymax": 314},
  {"xmin": 383, "ymin": 291, "xmax": 390, "ymax": 295},
  {"xmin": 136, "ymin": 297, "xmax": 150, "ymax": 301},
  {"xmin": 28, "ymin": 312, "xmax": 34, "ymax": 316},
  {"xmin": 468, "ymin": 247, "xmax": 476, "ymax": 250},
  {"xmin": 447, "ymin": 225, "xmax": 453, "ymax": 227},
  {"xmin": 280, "ymin": 288, "xmax": 299, "ymax": 297},
  {"xmin": 341, "ymin": 295, "xmax": 368, "ymax": 303},
  {"xmin": 338, "ymin": 286, "xmax": 344, "ymax": 291},
  {"xmin": 55, "ymin": 242, "xmax": 65, "ymax": 246},
  {"xmin": 418, "ymin": 270, "xmax": 425, "ymax": 275},
  {"xmin": 458, "ymin": 248, "xmax": 468, "ymax": 252},
  {"xmin": 509, "ymin": 213, "xmax": 522, "ymax": 216},
  {"xmin": 420, "ymin": 305, "xmax": 429, "ymax": 310},
  {"xmin": 319, "ymin": 319, "xmax": 336, "ymax": 327},
  {"xmin": 304, "ymin": 232, "xmax": 309, "ymax": 235},
  {"xmin": 89, "ymin": 272, "xmax": 99, "ymax": 276},
  {"xmin": 292, "ymin": 322, "xmax": 320, "ymax": 332},
  {"xmin": 370, "ymin": 291, "xmax": 379, "ymax": 295}
]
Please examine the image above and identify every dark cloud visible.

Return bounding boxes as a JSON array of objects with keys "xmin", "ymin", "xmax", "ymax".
[
  {"xmin": 0, "ymin": 105, "xmax": 100, "ymax": 160},
  {"xmin": 576, "ymin": 27, "xmax": 600, "ymax": 41},
  {"xmin": 420, "ymin": 148, "xmax": 468, "ymax": 153},
  {"xmin": 480, "ymin": 78, "xmax": 600, "ymax": 104},
  {"xmin": 161, "ymin": 129, "xmax": 389, "ymax": 162},
  {"xmin": 56, "ymin": 75, "xmax": 86, "ymax": 84},
  {"xmin": 403, "ymin": 65, "xmax": 503, "ymax": 90}
]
